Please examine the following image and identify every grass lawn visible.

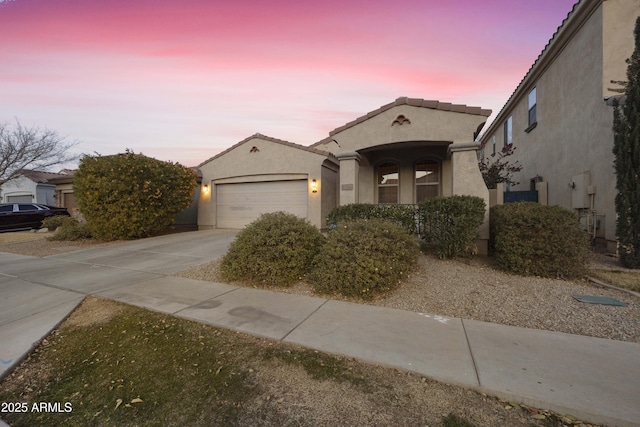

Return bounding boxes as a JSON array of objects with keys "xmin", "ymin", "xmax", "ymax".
[{"xmin": 0, "ymin": 297, "xmax": 592, "ymax": 427}]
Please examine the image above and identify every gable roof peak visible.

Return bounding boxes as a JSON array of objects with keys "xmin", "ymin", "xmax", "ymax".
[
  {"xmin": 198, "ymin": 132, "xmax": 335, "ymax": 167},
  {"xmin": 326, "ymin": 97, "xmax": 491, "ymax": 137}
]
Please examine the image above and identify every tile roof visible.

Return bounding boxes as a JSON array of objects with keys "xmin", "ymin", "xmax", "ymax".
[
  {"xmin": 315, "ymin": 97, "xmax": 491, "ymax": 143},
  {"xmin": 17, "ymin": 169, "xmax": 71, "ymax": 183},
  {"xmin": 198, "ymin": 133, "xmax": 336, "ymax": 167}
]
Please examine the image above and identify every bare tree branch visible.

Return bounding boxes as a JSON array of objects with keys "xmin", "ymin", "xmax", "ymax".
[{"xmin": 0, "ymin": 119, "xmax": 80, "ymax": 186}]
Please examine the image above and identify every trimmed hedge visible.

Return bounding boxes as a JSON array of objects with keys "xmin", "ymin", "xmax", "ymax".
[
  {"xmin": 73, "ymin": 151, "xmax": 196, "ymax": 241},
  {"xmin": 327, "ymin": 203, "xmax": 418, "ymax": 234},
  {"xmin": 419, "ymin": 196, "xmax": 486, "ymax": 259},
  {"xmin": 310, "ymin": 219, "xmax": 419, "ymax": 300},
  {"xmin": 220, "ymin": 212, "xmax": 325, "ymax": 287},
  {"xmin": 490, "ymin": 202, "xmax": 590, "ymax": 279}
]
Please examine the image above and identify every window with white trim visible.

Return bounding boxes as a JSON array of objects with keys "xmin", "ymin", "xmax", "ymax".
[
  {"xmin": 415, "ymin": 161, "xmax": 439, "ymax": 202},
  {"xmin": 377, "ymin": 162, "xmax": 399, "ymax": 204}
]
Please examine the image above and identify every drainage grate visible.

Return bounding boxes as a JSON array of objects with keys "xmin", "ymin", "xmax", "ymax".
[{"xmin": 572, "ymin": 295, "xmax": 627, "ymax": 306}]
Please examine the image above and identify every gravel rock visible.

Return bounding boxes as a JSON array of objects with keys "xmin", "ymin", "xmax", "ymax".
[
  {"xmin": 380, "ymin": 255, "xmax": 640, "ymax": 343},
  {"xmin": 178, "ymin": 254, "xmax": 640, "ymax": 344}
]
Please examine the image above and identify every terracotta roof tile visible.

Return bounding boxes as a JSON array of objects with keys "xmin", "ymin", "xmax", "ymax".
[{"xmin": 324, "ymin": 97, "xmax": 490, "ymax": 138}]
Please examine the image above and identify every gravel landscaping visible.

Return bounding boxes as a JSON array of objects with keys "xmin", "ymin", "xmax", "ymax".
[{"xmin": 177, "ymin": 253, "xmax": 640, "ymax": 344}]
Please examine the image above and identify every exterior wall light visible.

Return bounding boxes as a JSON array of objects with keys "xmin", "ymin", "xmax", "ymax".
[
  {"xmin": 203, "ymin": 184, "xmax": 209, "ymax": 193},
  {"xmin": 311, "ymin": 179, "xmax": 318, "ymax": 193}
]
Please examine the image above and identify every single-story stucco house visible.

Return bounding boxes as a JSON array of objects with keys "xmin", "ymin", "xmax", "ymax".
[
  {"xmin": 0, "ymin": 169, "xmax": 71, "ymax": 205},
  {"xmin": 197, "ymin": 97, "xmax": 492, "ymax": 252}
]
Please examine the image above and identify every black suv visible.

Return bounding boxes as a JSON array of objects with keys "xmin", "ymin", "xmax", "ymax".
[{"xmin": 0, "ymin": 203, "xmax": 70, "ymax": 231}]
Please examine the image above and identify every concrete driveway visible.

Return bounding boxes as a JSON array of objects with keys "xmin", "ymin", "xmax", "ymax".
[
  {"xmin": 0, "ymin": 229, "xmax": 237, "ymax": 378},
  {"xmin": 47, "ymin": 229, "xmax": 238, "ymax": 274}
]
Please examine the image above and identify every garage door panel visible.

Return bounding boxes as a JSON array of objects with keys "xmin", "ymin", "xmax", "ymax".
[{"xmin": 217, "ymin": 181, "xmax": 307, "ymax": 229}]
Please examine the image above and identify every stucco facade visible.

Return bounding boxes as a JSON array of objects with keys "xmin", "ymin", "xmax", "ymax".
[
  {"xmin": 198, "ymin": 97, "xmax": 492, "ymax": 252},
  {"xmin": 478, "ymin": 0, "xmax": 640, "ymax": 252},
  {"xmin": 314, "ymin": 98, "xmax": 490, "ymax": 207},
  {"xmin": 197, "ymin": 134, "xmax": 338, "ymax": 230}
]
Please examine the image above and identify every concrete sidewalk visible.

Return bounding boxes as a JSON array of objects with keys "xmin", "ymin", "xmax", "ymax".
[{"xmin": 1, "ymin": 230, "xmax": 639, "ymax": 426}]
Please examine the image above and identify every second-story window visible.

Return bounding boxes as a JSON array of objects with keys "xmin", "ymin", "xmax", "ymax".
[
  {"xmin": 504, "ymin": 116, "xmax": 513, "ymax": 147},
  {"xmin": 528, "ymin": 86, "xmax": 537, "ymax": 127}
]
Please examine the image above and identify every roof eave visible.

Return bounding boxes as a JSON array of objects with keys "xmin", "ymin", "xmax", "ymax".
[{"xmin": 479, "ymin": 0, "xmax": 599, "ymax": 143}]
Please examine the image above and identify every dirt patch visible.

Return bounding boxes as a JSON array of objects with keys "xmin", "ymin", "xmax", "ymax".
[
  {"xmin": 0, "ymin": 230, "xmax": 51, "ymax": 244},
  {"xmin": 62, "ymin": 296, "xmax": 127, "ymax": 329},
  {"xmin": 0, "ymin": 232, "xmax": 117, "ymax": 257}
]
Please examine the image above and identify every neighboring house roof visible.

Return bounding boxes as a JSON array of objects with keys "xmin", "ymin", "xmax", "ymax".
[
  {"xmin": 312, "ymin": 97, "xmax": 491, "ymax": 146},
  {"xmin": 478, "ymin": 0, "xmax": 595, "ymax": 143},
  {"xmin": 16, "ymin": 169, "xmax": 71, "ymax": 184},
  {"xmin": 198, "ymin": 133, "xmax": 336, "ymax": 167},
  {"xmin": 47, "ymin": 170, "xmax": 76, "ymax": 185}
]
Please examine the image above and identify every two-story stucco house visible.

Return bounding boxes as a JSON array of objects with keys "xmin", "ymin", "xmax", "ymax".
[
  {"xmin": 478, "ymin": 0, "xmax": 640, "ymax": 252},
  {"xmin": 197, "ymin": 97, "xmax": 492, "ymax": 252}
]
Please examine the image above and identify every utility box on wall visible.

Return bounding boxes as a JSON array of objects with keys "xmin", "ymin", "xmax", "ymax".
[{"xmin": 571, "ymin": 172, "xmax": 591, "ymax": 209}]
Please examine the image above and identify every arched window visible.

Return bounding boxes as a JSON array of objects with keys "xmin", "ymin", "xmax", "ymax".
[
  {"xmin": 415, "ymin": 161, "xmax": 439, "ymax": 202},
  {"xmin": 377, "ymin": 162, "xmax": 399, "ymax": 204}
]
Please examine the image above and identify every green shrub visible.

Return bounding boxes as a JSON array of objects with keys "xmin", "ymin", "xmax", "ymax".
[
  {"xmin": 327, "ymin": 203, "xmax": 418, "ymax": 234},
  {"xmin": 47, "ymin": 219, "xmax": 93, "ymax": 241},
  {"xmin": 220, "ymin": 212, "xmax": 325, "ymax": 287},
  {"xmin": 419, "ymin": 195, "xmax": 486, "ymax": 259},
  {"xmin": 42, "ymin": 215, "xmax": 75, "ymax": 232},
  {"xmin": 490, "ymin": 202, "xmax": 590, "ymax": 278},
  {"xmin": 73, "ymin": 150, "xmax": 196, "ymax": 241},
  {"xmin": 310, "ymin": 219, "xmax": 419, "ymax": 300}
]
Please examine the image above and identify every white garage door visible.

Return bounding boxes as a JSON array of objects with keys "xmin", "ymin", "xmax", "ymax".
[
  {"xmin": 216, "ymin": 180, "xmax": 308, "ymax": 229},
  {"xmin": 7, "ymin": 195, "xmax": 33, "ymax": 203}
]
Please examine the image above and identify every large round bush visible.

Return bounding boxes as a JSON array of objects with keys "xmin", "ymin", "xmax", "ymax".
[
  {"xmin": 73, "ymin": 151, "xmax": 196, "ymax": 240},
  {"xmin": 490, "ymin": 202, "xmax": 590, "ymax": 278},
  {"xmin": 220, "ymin": 212, "xmax": 325, "ymax": 286},
  {"xmin": 310, "ymin": 219, "xmax": 420, "ymax": 300}
]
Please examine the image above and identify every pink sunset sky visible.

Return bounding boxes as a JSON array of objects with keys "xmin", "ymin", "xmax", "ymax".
[{"xmin": 0, "ymin": 0, "xmax": 577, "ymax": 168}]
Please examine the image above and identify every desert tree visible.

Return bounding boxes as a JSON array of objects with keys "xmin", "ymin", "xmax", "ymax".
[
  {"xmin": 613, "ymin": 16, "xmax": 640, "ymax": 268},
  {"xmin": 0, "ymin": 119, "xmax": 79, "ymax": 186}
]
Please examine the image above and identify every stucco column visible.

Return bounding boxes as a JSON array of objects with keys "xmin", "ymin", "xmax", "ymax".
[
  {"xmin": 337, "ymin": 152, "xmax": 361, "ymax": 206},
  {"xmin": 448, "ymin": 142, "xmax": 490, "ymax": 254}
]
